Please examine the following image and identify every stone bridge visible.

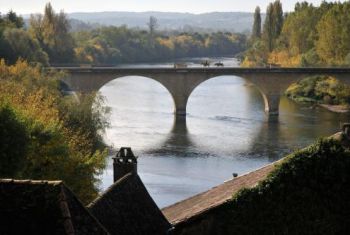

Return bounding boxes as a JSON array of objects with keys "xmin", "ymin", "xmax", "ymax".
[{"xmin": 55, "ymin": 67, "xmax": 350, "ymax": 116}]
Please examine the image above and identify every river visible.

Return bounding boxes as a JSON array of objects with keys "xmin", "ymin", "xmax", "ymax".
[{"xmin": 98, "ymin": 57, "xmax": 349, "ymax": 208}]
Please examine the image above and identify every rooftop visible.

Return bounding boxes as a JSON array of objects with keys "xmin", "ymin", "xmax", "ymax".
[
  {"xmin": 162, "ymin": 162, "xmax": 277, "ymax": 225},
  {"xmin": 0, "ymin": 179, "xmax": 109, "ymax": 235},
  {"xmin": 88, "ymin": 173, "xmax": 172, "ymax": 235}
]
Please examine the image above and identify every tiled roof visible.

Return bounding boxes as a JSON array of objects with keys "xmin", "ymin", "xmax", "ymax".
[{"xmin": 162, "ymin": 163, "xmax": 277, "ymax": 226}]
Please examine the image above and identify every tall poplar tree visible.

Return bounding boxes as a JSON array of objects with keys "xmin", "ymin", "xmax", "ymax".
[
  {"xmin": 263, "ymin": 3, "xmax": 274, "ymax": 52},
  {"xmin": 263, "ymin": 0, "xmax": 283, "ymax": 52},
  {"xmin": 272, "ymin": 0, "xmax": 283, "ymax": 39},
  {"xmin": 252, "ymin": 6, "xmax": 262, "ymax": 39}
]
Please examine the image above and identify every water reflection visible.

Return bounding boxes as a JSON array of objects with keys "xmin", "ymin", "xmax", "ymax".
[{"xmin": 145, "ymin": 116, "xmax": 196, "ymax": 156}]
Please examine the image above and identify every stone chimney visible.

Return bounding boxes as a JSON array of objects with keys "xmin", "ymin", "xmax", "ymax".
[{"xmin": 113, "ymin": 147, "xmax": 138, "ymax": 182}]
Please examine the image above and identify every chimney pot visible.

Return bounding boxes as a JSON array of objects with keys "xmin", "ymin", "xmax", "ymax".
[{"xmin": 113, "ymin": 147, "xmax": 138, "ymax": 182}]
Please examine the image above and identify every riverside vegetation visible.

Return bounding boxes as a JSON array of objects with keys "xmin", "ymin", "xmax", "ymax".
[
  {"xmin": 243, "ymin": 1, "xmax": 350, "ymax": 111},
  {"xmin": 0, "ymin": 3, "xmax": 246, "ymax": 66}
]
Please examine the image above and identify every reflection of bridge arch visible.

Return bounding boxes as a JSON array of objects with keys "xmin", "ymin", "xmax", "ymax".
[{"xmin": 57, "ymin": 67, "xmax": 350, "ymax": 117}]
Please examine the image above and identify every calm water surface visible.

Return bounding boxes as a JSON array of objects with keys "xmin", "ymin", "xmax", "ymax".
[{"xmin": 98, "ymin": 58, "xmax": 349, "ymax": 208}]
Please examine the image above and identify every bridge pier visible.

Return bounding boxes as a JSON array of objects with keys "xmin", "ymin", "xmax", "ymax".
[
  {"xmin": 165, "ymin": 89, "xmax": 189, "ymax": 116},
  {"xmin": 175, "ymin": 108, "xmax": 187, "ymax": 116},
  {"xmin": 173, "ymin": 96, "xmax": 188, "ymax": 116},
  {"xmin": 262, "ymin": 94, "xmax": 280, "ymax": 116}
]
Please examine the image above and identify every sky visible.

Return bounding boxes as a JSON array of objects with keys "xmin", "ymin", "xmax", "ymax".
[{"xmin": 0, "ymin": 0, "xmax": 346, "ymax": 15}]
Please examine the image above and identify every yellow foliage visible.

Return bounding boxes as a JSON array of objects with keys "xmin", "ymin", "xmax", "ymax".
[
  {"xmin": 285, "ymin": 82, "xmax": 300, "ymax": 94},
  {"xmin": 268, "ymin": 50, "xmax": 302, "ymax": 67},
  {"xmin": 93, "ymin": 43, "xmax": 103, "ymax": 51},
  {"xmin": 157, "ymin": 38, "xmax": 174, "ymax": 49},
  {"xmin": 0, "ymin": 60, "xmax": 108, "ymax": 203},
  {"xmin": 241, "ymin": 57, "xmax": 260, "ymax": 67}
]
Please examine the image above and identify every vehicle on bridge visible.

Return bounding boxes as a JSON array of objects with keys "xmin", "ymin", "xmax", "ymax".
[
  {"xmin": 174, "ymin": 63, "xmax": 188, "ymax": 68},
  {"xmin": 265, "ymin": 63, "xmax": 281, "ymax": 68},
  {"xmin": 201, "ymin": 60, "xmax": 211, "ymax": 67}
]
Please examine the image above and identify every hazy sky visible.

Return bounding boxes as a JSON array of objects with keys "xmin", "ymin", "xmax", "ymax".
[{"xmin": 0, "ymin": 0, "xmax": 346, "ymax": 14}]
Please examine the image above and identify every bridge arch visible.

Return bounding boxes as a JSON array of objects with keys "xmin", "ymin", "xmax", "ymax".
[
  {"xmin": 185, "ymin": 74, "xmax": 285, "ymax": 116},
  {"xmin": 97, "ymin": 75, "xmax": 177, "ymax": 113}
]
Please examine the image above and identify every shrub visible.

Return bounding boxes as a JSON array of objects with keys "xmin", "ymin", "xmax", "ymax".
[{"xmin": 215, "ymin": 139, "xmax": 350, "ymax": 234}]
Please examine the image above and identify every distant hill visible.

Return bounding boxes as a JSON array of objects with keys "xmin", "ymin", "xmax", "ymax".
[{"xmin": 66, "ymin": 11, "xmax": 262, "ymax": 33}]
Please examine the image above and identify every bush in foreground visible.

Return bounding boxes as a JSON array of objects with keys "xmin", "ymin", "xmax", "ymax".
[{"xmin": 216, "ymin": 139, "xmax": 350, "ymax": 234}]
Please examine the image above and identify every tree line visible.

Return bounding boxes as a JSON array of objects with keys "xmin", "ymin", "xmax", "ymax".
[
  {"xmin": 0, "ymin": 3, "xmax": 246, "ymax": 66},
  {"xmin": 243, "ymin": 1, "xmax": 350, "ymax": 67}
]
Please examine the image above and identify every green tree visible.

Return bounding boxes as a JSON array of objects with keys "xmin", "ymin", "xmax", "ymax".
[
  {"xmin": 3, "ymin": 28, "xmax": 49, "ymax": 65},
  {"xmin": 263, "ymin": 1, "xmax": 283, "ymax": 52},
  {"xmin": 272, "ymin": 0, "xmax": 283, "ymax": 41},
  {"xmin": 316, "ymin": 2, "xmax": 350, "ymax": 65},
  {"xmin": 5, "ymin": 10, "xmax": 24, "ymax": 28},
  {"xmin": 281, "ymin": 2, "xmax": 318, "ymax": 55},
  {"xmin": 252, "ymin": 6, "xmax": 262, "ymax": 39},
  {"xmin": 0, "ymin": 104, "xmax": 28, "ymax": 178},
  {"xmin": 0, "ymin": 10, "xmax": 25, "ymax": 62},
  {"xmin": 263, "ymin": 3, "xmax": 274, "ymax": 52}
]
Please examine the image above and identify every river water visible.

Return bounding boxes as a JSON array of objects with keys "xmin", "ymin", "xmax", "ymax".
[{"xmin": 98, "ymin": 57, "xmax": 349, "ymax": 208}]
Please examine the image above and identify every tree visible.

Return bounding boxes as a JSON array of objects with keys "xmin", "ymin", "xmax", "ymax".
[
  {"xmin": 0, "ymin": 104, "xmax": 28, "ymax": 178},
  {"xmin": 263, "ymin": 3, "xmax": 274, "ymax": 52},
  {"xmin": 281, "ymin": 2, "xmax": 318, "ymax": 55},
  {"xmin": 252, "ymin": 6, "xmax": 262, "ymax": 39},
  {"xmin": 3, "ymin": 28, "xmax": 49, "ymax": 65},
  {"xmin": 0, "ymin": 10, "xmax": 25, "ymax": 62},
  {"xmin": 272, "ymin": 0, "xmax": 283, "ymax": 41},
  {"xmin": 29, "ymin": 3, "xmax": 75, "ymax": 64},
  {"xmin": 5, "ymin": 10, "xmax": 24, "ymax": 28},
  {"xmin": 263, "ymin": 1, "xmax": 283, "ymax": 52},
  {"xmin": 316, "ymin": 2, "xmax": 350, "ymax": 65},
  {"xmin": 147, "ymin": 16, "xmax": 158, "ymax": 36}
]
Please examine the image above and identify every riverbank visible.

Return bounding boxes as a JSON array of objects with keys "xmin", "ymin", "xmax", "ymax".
[{"xmin": 319, "ymin": 104, "xmax": 350, "ymax": 113}]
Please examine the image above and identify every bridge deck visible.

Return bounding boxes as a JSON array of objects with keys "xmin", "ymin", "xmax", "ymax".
[{"xmin": 50, "ymin": 67, "xmax": 350, "ymax": 74}]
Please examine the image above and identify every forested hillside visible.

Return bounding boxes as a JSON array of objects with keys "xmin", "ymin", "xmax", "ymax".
[{"xmin": 67, "ymin": 11, "xmax": 257, "ymax": 33}]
